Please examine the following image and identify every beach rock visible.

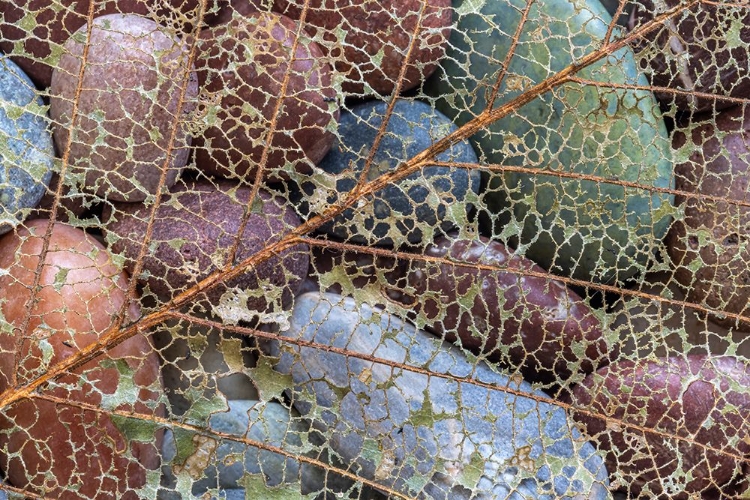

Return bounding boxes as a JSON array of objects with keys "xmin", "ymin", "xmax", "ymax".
[
  {"xmin": 273, "ymin": 0, "xmax": 452, "ymax": 96},
  {"xmin": 298, "ymin": 99, "xmax": 480, "ymax": 247},
  {"xmin": 50, "ymin": 14, "xmax": 198, "ymax": 202},
  {"xmin": 193, "ymin": 10, "xmax": 339, "ymax": 182},
  {"xmin": 629, "ymin": 0, "xmax": 750, "ymax": 112},
  {"xmin": 427, "ymin": 0, "xmax": 674, "ymax": 284},
  {"xmin": 667, "ymin": 104, "xmax": 750, "ymax": 328},
  {"xmin": 266, "ymin": 292, "xmax": 611, "ymax": 499},
  {"xmin": 103, "ymin": 179, "xmax": 309, "ymax": 315},
  {"xmin": 0, "ymin": 0, "xmax": 220, "ymax": 88},
  {"xmin": 566, "ymin": 355, "xmax": 750, "ymax": 498},
  {"xmin": 403, "ymin": 233, "xmax": 611, "ymax": 384},
  {"xmin": 0, "ymin": 58, "xmax": 54, "ymax": 234}
]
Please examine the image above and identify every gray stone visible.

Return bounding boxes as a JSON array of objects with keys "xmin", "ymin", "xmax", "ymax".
[
  {"xmin": 0, "ymin": 58, "xmax": 54, "ymax": 234},
  {"xmin": 152, "ymin": 321, "xmax": 258, "ymax": 417},
  {"xmin": 297, "ymin": 99, "xmax": 480, "ymax": 247},
  {"xmin": 161, "ymin": 400, "xmax": 306, "ymax": 496},
  {"xmin": 267, "ymin": 292, "xmax": 612, "ymax": 499}
]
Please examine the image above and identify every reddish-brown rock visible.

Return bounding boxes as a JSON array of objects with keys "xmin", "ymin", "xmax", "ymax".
[
  {"xmin": 0, "ymin": 0, "xmax": 221, "ymax": 89},
  {"xmin": 0, "ymin": 219, "xmax": 163, "ymax": 500},
  {"xmin": 194, "ymin": 11, "xmax": 338, "ymax": 181},
  {"xmin": 273, "ymin": 0, "xmax": 452, "ymax": 95},
  {"xmin": 566, "ymin": 355, "xmax": 750, "ymax": 498},
  {"xmin": 667, "ymin": 104, "xmax": 750, "ymax": 328},
  {"xmin": 50, "ymin": 14, "xmax": 198, "ymax": 201},
  {"xmin": 49, "ymin": 14, "xmax": 198, "ymax": 202},
  {"xmin": 403, "ymin": 233, "xmax": 610, "ymax": 383},
  {"xmin": 629, "ymin": 1, "xmax": 750, "ymax": 112},
  {"xmin": 103, "ymin": 179, "xmax": 309, "ymax": 314}
]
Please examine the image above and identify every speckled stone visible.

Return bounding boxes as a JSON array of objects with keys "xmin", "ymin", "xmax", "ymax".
[
  {"xmin": 0, "ymin": 58, "xmax": 54, "ymax": 234},
  {"xmin": 161, "ymin": 400, "xmax": 305, "ymax": 495},
  {"xmin": 267, "ymin": 292, "xmax": 611, "ymax": 499},
  {"xmin": 297, "ymin": 99, "xmax": 480, "ymax": 247}
]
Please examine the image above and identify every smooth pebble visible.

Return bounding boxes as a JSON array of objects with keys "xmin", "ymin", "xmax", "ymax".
[{"xmin": 296, "ymin": 99, "xmax": 480, "ymax": 247}]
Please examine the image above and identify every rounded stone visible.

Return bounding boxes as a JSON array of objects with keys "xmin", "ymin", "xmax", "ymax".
[
  {"xmin": 0, "ymin": 0, "xmax": 223, "ymax": 89},
  {"xmin": 102, "ymin": 179, "xmax": 309, "ymax": 314},
  {"xmin": 426, "ymin": 0, "xmax": 674, "ymax": 285},
  {"xmin": 298, "ymin": 99, "xmax": 480, "ymax": 247},
  {"xmin": 161, "ymin": 400, "xmax": 306, "ymax": 495},
  {"xmin": 267, "ymin": 291, "xmax": 611, "ymax": 499},
  {"xmin": 566, "ymin": 355, "xmax": 750, "ymax": 498},
  {"xmin": 273, "ymin": 0, "xmax": 452, "ymax": 96},
  {"xmin": 667, "ymin": 104, "xmax": 750, "ymax": 328},
  {"xmin": 49, "ymin": 14, "xmax": 198, "ymax": 202},
  {"xmin": 629, "ymin": 0, "xmax": 750, "ymax": 113},
  {"xmin": 403, "ymin": 232, "xmax": 610, "ymax": 384},
  {"xmin": 0, "ymin": 220, "xmax": 163, "ymax": 500},
  {"xmin": 193, "ymin": 10, "xmax": 339, "ymax": 182},
  {"xmin": 0, "ymin": 58, "xmax": 54, "ymax": 234}
]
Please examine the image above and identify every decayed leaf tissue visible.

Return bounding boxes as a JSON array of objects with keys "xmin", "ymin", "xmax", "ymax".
[{"xmin": 0, "ymin": 0, "xmax": 748, "ymax": 498}]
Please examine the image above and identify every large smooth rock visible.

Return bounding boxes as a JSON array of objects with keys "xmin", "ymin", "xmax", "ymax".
[
  {"xmin": 267, "ymin": 292, "xmax": 611, "ymax": 499},
  {"xmin": 427, "ymin": 0, "xmax": 674, "ymax": 285},
  {"xmin": 49, "ymin": 14, "xmax": 198, "ymax": 202},
  {"xmin": 403, "ymin": 233, "xmax": 611, "ymax": 384},
  {"xmin": 297, "ymin": 99, "xmax": 480, "ymax": 247},
  {"xmin": 0, "ymin": 58, "xmax": 53, "ymax": 234}
]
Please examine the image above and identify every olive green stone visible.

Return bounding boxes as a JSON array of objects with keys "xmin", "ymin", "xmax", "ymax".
[{"xmin": 426, "ymin": 0, "xmax": 674, "ymax": 284}]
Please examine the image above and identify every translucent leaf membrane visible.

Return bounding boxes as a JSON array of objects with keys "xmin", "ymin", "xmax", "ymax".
[{"xmin": 0, "ymin": 0, "xmax": 748, "ymax": 499}]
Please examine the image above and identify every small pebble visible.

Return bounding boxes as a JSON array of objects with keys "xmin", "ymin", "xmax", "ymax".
[
  {"xmin": 0, "ymin": 58, "xmax": 54, "ymax": 234},
  {"xmin": 297, "ymin": 99, "xmax": 480, "ymax": 247},
  {"xmin": 266, "ymin": 292, "xmax": 611, "ymax": 499}
]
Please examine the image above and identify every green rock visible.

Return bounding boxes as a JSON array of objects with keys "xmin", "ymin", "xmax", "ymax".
[{"xmin": 426, "ymin": 0, "xmax": 674, "ymax": 284}]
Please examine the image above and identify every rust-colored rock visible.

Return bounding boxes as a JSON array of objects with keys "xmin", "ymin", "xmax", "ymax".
[
  {"xmin": 667, "ymin": 104, "xmax": 750, "ymax": 328},
  {"xmin": 629, "ymin": 0, "xmax": 750, "ymax": 112},
  {"xmin": 0, "ymin": 0, "xmax": 220, "ymax": 89},
  {"xmin": 50, "ymin": 14, "xmax": 198, "ymax": 202},
  {"xmin": 403, "ymin": 233, "xmax": 611, "ymax": 384},
  {"xmin": 0, "ymin": 219, "xmax": 163, "ymax": 500},
  {"xmin": 103, "ymin": 179, "xmax": 309, "ymax": 314}
]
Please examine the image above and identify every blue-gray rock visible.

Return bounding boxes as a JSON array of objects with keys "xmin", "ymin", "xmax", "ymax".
[
  {"xmin": 0, "ymin": 58, "xmax": 54, "ymax": 234},
  {"xmin": 161, "ymin": 400, "xmax": 305, "ymax": 496},
  {"xmin": 297, "ymin": 99, "xmax": 480, "ymax": 247},
  {"xmin": 267, "ymin": 292, "xmax": 611, "ymax": 499}
]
